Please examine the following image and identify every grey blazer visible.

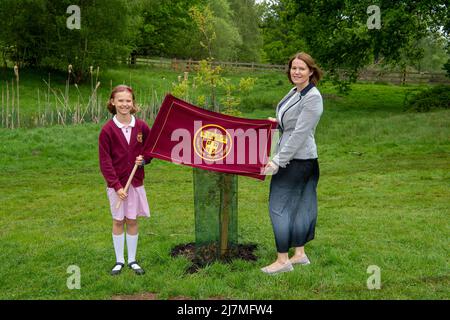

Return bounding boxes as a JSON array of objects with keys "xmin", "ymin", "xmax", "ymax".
[{"xmin": 271, "ymin": 84, "xmax": 323, "ymax": 168}]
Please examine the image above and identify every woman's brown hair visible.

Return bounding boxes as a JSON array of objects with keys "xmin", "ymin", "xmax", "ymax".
[
  {"xmin": 287, "ymin": 52, "xmax": 323, "ymax": 86},
  {"xmin": 107, "ymin": 85, "xmax": 139, "ymax": 115}
]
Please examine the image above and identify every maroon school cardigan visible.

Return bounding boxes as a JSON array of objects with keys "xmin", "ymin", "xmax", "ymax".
[{"xmin": 99, "ymin": 118, "xmax": 152, "ymax": 191}]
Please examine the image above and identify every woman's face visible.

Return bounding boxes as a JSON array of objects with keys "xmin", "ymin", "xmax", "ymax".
[
  {"xmin": 290, "ymin": 58, "xmax": 313, "ymax": 89},
  {"xmin": 111, "ymin": 91, "xmax": 133, "ymax": 116}
]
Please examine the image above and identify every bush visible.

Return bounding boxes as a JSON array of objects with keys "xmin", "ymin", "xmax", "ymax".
[
  {"xmin": 404, "ymin": 85, "xmax": 450, "ymax": 112},
  {"xmin": 240, "ymin": 95, "xmax": 276, "ymax": 112}
]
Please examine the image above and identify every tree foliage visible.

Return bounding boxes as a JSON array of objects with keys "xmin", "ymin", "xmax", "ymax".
[
  {"xmin": 0, "ymin": 0, "xmax": 264, "ymax": 79},
  {"xmin": 260, "ymin": 0, "xmax": 449, "ymax": 90},
  {"xmin": 135, "ymin": 0, "xmax": 204, "ymax": 59},
  {"xmin": 1, "ymin": 0, "xmax": 446, "ymax": 82},
  {"xmin": 188, "ymin": 0, "xmax": 243, "ymax": 61},
  {"xmin": 416, "ymin": 33, "xmax": 449, "ymax": 72},
  {"xmin": 0, "ymin": 0, "xmax": 134, "ymax": 82},
  {"xmin": 228, "ymin": 0, "xmax": 263, "ymax": 62},
  {"xmin": 134, "ymin": 0, "xmax": 261, "ymax": 62}
]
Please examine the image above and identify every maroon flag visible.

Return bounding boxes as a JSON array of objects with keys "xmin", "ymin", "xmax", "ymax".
[{"xmin": 147, "ymin": 94, "xmax": 277, "ymax": 180}]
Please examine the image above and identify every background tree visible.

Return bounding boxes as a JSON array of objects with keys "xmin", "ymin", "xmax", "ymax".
[
  {"xmin": 260, "ymin": 0, "xmax": 449, "ymax": 91},
  {"xmin": 228, "ymin": 0, "xmax": 263, "ymax": 62},
  {"xmin": 135, "ymin": 0, "xmax": 205, "ymax": 59},
  {"xmin": 136, "ymin": 0, "xmax": 261, "ymax": 62},
  {"xmin": 259, "ymin": 0, "xmax": 308, "ymax": 64},
  {"xmin": 0, "ymin": 0, "xmax": 265, "ymax": 71},
  {"xmin": 0, "ymin": 0, "xmax": 134, "ymax": 82},
  {"xmin": 410, "ymin": 33, "xmax": 448, "ymax": 73},
  {"xmin": 207, "ymin": 0, "xmax": 243, "ymax": 61}
]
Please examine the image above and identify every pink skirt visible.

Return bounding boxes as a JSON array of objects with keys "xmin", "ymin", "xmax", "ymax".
[{"xmin": 107, "ymin": 185, "xmax": 150, "ymax": 221}]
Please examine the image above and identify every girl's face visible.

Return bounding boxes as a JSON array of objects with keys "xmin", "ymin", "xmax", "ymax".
[
  {"xmin": 111, "ymin": 91, "xmax": 133, "ymax": 116},
  {"xmin": 290, "ymin": 58, "xmax": 313, "ymax": 89}
]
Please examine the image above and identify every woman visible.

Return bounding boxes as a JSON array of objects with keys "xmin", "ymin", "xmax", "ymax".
[{"xmin": 261, "ymin": 52, "xmax": 323, "ymax": 274}]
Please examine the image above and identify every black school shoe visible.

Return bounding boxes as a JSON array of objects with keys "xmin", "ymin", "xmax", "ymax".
[
  {"xmin": 111, "ymin": 262, "xmax": 125, "ymax": 276},
  {"xmin": 128, "ymin": 261, "xmax": 145, "ymax": 275}
]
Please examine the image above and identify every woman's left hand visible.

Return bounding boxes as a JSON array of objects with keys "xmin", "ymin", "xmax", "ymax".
[{"xmin": 261, "ymin": 161, "xmax": 279, "ymax": 175}]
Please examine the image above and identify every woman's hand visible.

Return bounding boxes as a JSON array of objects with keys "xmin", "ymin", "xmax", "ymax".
[
  {"xmin": 268, "ymin": 117, "xmax": 278, "ymax": 123},
  {"xmin": 261, "ymin": 161, "xmax": 279, "ymax": 176},
  {"xmin": 116, "ymin": 188, "xmax": 128, "ymax": 200}
]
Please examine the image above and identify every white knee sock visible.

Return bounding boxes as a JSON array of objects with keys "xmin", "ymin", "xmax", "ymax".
[
  {"xmin": 126, "ymin": 233, "xmax": 139, "ymax": 265},
  {"xmin": 112, "ymin": 233, "xmax": 125, "ymax": 264}
]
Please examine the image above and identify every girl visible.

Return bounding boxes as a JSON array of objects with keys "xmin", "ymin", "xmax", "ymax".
[{"xmin": 99, "ymin": 85, "xmax": 152, "ymax": 276}]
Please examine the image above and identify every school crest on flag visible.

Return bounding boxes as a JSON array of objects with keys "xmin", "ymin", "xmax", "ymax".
[{"xmin": 147, "ymin": 94, "xmax": 278, "ymax": 180}]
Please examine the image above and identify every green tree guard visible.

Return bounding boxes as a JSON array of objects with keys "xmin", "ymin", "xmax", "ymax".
[{"xmin": 193, "ymin": 168, "xmax": 238, "ymax": 260}]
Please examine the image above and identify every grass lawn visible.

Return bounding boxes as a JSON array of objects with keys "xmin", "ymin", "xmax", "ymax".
[{"xmin": 0, "ymin": 67, "xmax": 448, "ymax": 299}]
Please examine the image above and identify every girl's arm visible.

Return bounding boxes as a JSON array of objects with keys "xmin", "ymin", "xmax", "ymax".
[{"xmin": 99, "ymin": 129, "xmax": 123, "ymax": 191}]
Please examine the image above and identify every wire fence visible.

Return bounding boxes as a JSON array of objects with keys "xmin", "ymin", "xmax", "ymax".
[
  {"xmin": 1, "ymin": 56, "xmax": 448, "ymax": 129},
  {"xmin": 134, "ymin": 56, "xmax": 450, "ymax": 85}
]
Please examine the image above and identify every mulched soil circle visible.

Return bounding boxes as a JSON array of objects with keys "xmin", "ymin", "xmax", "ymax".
[{"xmin": 170, "ymin": 242, "xmax": 258, "ymax": 273}]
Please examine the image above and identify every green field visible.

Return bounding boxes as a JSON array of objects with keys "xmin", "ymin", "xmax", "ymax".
[{"xmin": 0, "ymin": 67, "xmax": 449, "ymax": 299}]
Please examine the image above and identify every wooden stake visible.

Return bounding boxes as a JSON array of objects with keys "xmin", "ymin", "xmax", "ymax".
[{"xmin": 220, "ymin": 174, "xmax": 232, "ymax": 258}]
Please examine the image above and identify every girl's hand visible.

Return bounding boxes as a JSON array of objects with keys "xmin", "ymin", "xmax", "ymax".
[
  {"xmin": 135, "ymin": 155, "xmax": 144, "ymax": 166},
  {"xmin": 261, "ymin": 161, "xmax": 279, "ymax": 175},
  {"xmin": 116, "ymin": 188, "xmax": 128, "ymax": 200},
  {"xmin": 268, "ymin": 117, "xmax": 278, "ymax": 123}
]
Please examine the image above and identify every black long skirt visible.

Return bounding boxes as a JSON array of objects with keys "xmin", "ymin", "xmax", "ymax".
[{"xmin": 268, "ymin": 159, "xmax": 320, "ymax": 253}]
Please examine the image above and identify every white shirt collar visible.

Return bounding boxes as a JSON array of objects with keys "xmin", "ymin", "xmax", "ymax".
[{"xmin": 113, "ymin": 115, "xmax": 135, "ymax": 128}]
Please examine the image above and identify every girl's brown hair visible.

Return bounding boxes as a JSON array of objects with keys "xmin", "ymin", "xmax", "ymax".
[
  {"xmin": 287, "ymin": 52, "xmax": 323, "ymax": 86},
  {"xmin": 107, "ymin": 85, "xmax": 139, "ymax": 115}
]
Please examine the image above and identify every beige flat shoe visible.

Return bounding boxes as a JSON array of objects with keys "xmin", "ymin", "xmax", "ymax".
[
  {"xmin": 290, "ymin": 255, "xmax": 310, "ymax": 265},
  {"xmin": 261, "ymin": 261, "xmax": 294, "ymax": 275}
]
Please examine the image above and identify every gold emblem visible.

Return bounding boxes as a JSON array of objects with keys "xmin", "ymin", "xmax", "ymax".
[
  {"xmin": 193, "ymin": 124, "xmax": 232, "ymax": 161},
  {"xmin": 137, "ymin": 132, "xmax": 143, "ymax": 143}
]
